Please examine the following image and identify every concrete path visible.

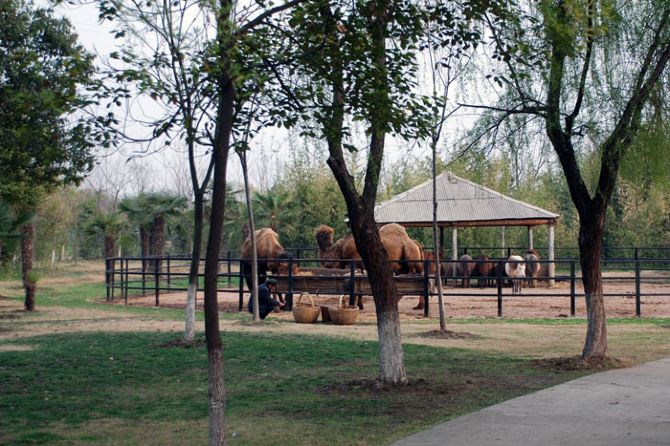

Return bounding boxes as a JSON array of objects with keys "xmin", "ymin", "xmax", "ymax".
[{"xmin": 393, "ymin": 358, "xmax": 670, "ymax": 446}]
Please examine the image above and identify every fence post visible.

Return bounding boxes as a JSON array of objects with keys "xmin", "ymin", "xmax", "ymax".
[
  {"xmin": 238, "ymin": 264, "xmax": 244, "ymax": 311},
  {"xmin": 349, "ymin": 260, "xmax": 356, "ymax": 307},
  {"xmin": 142, "ymin": 255, "xmax": 146, "ymax": 296},
  {"xmin": 423, "ymin": 259, "xmax": 430, "ymax": 318},
  {"xmin": 154, "ymin": 257, "xmax": 160, "ymax": 307},
  {"xmin": 497, "ymin": 272, "xmax": 503, "ymax": 318},
  {"xmin": 166, "ymin": 254, "xmax": 171, "ymax": 289},
  {"xmin": 635, "ymin": 259, "xmax": 641, "ymax": 317},
  {"xmin": 124, "ymin": 258, "xmax": 129, "ymax": 305},
  {"xmin": 227, "ymin": 251, "xmax": 232, "ymax": 284},
  {"xmin": 287, "ymin": 257, "xmax": 294, "ymax": 311},
  {"xmin": 105, "ymin": 258, "xmax": 111, "ymax": 302},
  {"xmin": 110, "ymin": 258, "xmax": 116, "ymax": 302},
  {"xmin": 570, "ymin": 261, "xmax": 576, "ymax": 317}
]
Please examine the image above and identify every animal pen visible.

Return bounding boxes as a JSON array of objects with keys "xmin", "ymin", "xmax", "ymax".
[
  {"xmin": 104, "ymin": 251, "xmax": 670, "ymax": 319},
  {"xmin": 104, "ymin": 171, "xmax": 670, "ymax": 319}
]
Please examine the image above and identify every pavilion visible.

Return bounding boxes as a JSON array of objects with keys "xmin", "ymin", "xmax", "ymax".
[{"xmin": 374, "ymin": 171, "xmax": 560, "ymax": 283}]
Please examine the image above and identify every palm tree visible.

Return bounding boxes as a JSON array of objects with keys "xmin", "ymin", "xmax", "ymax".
[
  {"xmin": 142, "ymin": 193, "xmax": 188, "ymax": 258},
  {"xmin": 119, "ymin": 195, "xmax": 154, "ymax": 260},
  {"xmin": 252, "ymin": 189, "xmax": 294, "ymax": 233},
  {"xmin": 81, "ymin": 209, "xmax": 126, "ymax": 259}
]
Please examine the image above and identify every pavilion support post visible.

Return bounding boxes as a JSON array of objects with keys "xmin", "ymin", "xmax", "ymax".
[
  {"xmin": 439, "ymin": 227, "xmax": 445, "ymax": 260},
  {"xmin": 548, "ymin": 224, "xmax": 555, "ymax": 287},
  {"xmin": 528, "ymin": 227, "xmax": 534, "ymax": 250},
  {"xmin": 451, "ymin": 228, "xmax": 458, "ymax": 260},
  {"xmin": 501, "ymin": 226, "xmax": 506, "ymax": 258}
]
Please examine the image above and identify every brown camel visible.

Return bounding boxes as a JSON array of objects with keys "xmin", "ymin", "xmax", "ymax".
[
  {"xmin": 314, "ymin": 223, "xmax": 424, "ymax": 273},
  {"xmin": 240, "ymin": 228, "xmax": 296, "ymax": 292},
  {"xmin": 474, "ymin": 255, "xmax": 494, "ymax": 287}
]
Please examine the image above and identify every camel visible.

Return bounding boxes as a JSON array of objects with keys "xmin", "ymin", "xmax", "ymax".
[
  {"xmin": 458, "ymin": 254, "xmax": 476, "ymax": 288},
  {"xmin": 524, "ymin": 249, "xmax": 541, "ymax": 287},
  {"xmin": 314, "ymin": 223, "xmax": 424, "ymax": 274},
  {"xmin": 505, "ymin": 254, "xmax": 526, "ymax": 295},
  {"xmin": 474, "ymin": 255, "xmax": 494, "ymax": 287},
  {"xmin": 240, "ymin": 228, "xmax": 296, "ymax": 293}
]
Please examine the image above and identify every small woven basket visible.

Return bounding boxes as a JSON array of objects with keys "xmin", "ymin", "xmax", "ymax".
[
  {"xmin": 329, "ymin": 295, "xmax": 359, "ymax": 325},
  {"xmin": 292, "ymin": 292, "xmax": 320, "ymax": 324}
]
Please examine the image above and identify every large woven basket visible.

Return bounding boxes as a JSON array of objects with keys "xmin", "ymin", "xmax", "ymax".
[
  {"xmin": 292, "ymin": 292, "xmax": 320, "ymax": 324},
  {"xmin": 329, "ymin": 295, "xmax": 359, "ymax": 325}
]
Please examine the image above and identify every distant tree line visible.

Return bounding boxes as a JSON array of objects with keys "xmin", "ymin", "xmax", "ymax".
[{"xmin": 2, "ymin": 142, "xmax": 668, "ymax": 269}]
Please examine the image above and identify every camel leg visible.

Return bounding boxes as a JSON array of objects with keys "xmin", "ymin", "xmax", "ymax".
[{"xmin": 413, "ymin": 295, "xmax": 424, "ymax": 310}]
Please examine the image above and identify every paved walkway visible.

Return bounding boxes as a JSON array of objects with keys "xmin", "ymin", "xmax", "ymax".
[{"xmin": 393, "ymin": 357, "xmax": 670, "ymax": 446}]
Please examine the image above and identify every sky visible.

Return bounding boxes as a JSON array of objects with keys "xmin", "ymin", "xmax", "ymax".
[{"xmin": 57, "ymin": 2, "xmax": 478, "ymax": 199}]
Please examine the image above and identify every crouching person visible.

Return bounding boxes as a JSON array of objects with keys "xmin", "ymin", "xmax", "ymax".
[{"xmin": 248, "ymin": 278, "xmax": 285, "ymax": 319}]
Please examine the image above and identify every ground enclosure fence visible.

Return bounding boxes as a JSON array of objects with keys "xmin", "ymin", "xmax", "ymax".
[{"xmin": 105, "ymin": 250, "xmax": 670, "ymax": 318}]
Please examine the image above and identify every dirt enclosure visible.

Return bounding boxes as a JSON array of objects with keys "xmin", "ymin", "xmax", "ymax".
[{"xmin": 119, "ymin": 272, "xmax": 670, "ymax": 320}]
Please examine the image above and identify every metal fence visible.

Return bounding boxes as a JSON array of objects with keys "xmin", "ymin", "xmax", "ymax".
[{"xmin": 105, "ymin": 251, "xmax": 670, "ymax": 318}]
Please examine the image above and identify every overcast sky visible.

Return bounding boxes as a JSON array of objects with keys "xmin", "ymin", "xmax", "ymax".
[{"xmin": 57, "ymin": 2, "xmax": 476, "ymax": 199}]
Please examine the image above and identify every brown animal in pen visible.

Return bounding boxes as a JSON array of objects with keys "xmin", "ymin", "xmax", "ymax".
[
  {"xmin": 524, "ymin": 249, "xmax": 541, "ymax": 287},
  {"xmin": 474, "ymin": 255, "xmax": 494, "ymax": 287},
  {"xmin": 314, "ymin": 223, "xmax": 423, "ymax": 274},
  {"xmin": 459, "ymin": 254, "xmax": 476, "ymax": 288},
  {"xmin": 240, "ymin": 228, "xmax": 296, "ymax": 292}
]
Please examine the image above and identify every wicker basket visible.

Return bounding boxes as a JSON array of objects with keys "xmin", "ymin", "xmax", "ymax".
[
  {"xmin": 292, "ymin": 292, "xmax": 320, "ymax": 324},
  {"xmin": 329, "ymin": 295, "xmax": 359, "ymax": 325}
]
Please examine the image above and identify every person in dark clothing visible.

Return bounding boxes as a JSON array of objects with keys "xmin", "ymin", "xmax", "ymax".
[{"xmin": 247, "ymin": 278, "xmax": 284, "ymax": 319}]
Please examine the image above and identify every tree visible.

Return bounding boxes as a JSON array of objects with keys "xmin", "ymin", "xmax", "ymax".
[
  {"xmin": 466, "ymin": 0, "xmax": 670, "ymax": 359},
  {"xmin": 96, "ymin": 0, "xmax": 216, "ymax": 342},
  {"xmin": 81, "ymin": 207, "xmax": 126, "ymax": 258},
  {"xmin": 197, "ymin": 0, "xmax": 302, "ymax": 442},
  {"xmin": 284, "ymin": 0, "xmax": 437, "ymax": 383},
  {"xmin": 0, "ymin": 0, "xmax": 100, "ymax": 310},
  {"xmin": 252, "ymin": 189, "xmax": 294, "ymax": 233}
]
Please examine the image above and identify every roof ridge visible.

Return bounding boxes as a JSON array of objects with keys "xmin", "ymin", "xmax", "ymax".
[{"xmin": 375, "ymin": 170, "xmax": 559, "ymax": 220}]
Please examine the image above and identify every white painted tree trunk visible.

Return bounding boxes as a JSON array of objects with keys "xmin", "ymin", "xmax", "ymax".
[
  {"xmin": 184, "ymin": 282, "xmax": 197, "ymax": 341},
  {"xmin": 377, "ymin": 312, "xmax": 407, "ymax": 383}
]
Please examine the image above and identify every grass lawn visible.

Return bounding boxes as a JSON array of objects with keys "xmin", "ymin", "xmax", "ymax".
[
  {"xmin": 1, "ymin": 260, "xmax": 669, "ymax": 445},
  {"xmin": 0, "ymin": 331, "xmax": 590, "ymax": 446}
]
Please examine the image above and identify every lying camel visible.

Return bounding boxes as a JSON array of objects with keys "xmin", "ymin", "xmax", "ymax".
[{"xmin": 314, "ymin": 223, "xmax": 424, "ymax": 273}]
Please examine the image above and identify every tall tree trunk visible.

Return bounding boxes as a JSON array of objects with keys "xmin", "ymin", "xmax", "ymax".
[
  {"xmin": 578, "ymin": 215, "xmax": 608, "ymax": 359},
  {"xmin": 184, "ymin": 192, "xmax": 205, "ymax": 341},
  {"xmin": 318, "ymin": 0, "xmax": 406, "ymax": 383},
  {"xmin": 203, "ymin": 18, "xmax": 235, "ymax": 440},
  {"xmin": 153, "ymin": 215, "xmax": 165, "ymax": 273},
  {"xmin": 140, "ymin": 226, "xmax": 150, "ymax": 272},
  {"xmin": 21, "ymin": 223, "xmax": 36, "ymax": 311},
  {"xmin": 104, "ymin": 234, "xmax": 115, "ymax": 260},
  {"xmin": 240, "ymin": 152, "xmax": 260, "ymax": 321}
]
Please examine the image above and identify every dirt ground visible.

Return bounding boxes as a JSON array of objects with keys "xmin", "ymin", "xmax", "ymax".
[
  {"xmin": 121, "ymin": 273, "xmax": 670, "ymax": 320},
  {"xmin": 1, "ymin": 262, "xmax": 669, "ymax": 362}
]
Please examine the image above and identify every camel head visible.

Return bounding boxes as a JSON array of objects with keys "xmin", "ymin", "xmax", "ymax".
[
  {"xmin": 314, "ymin": 225, "xmax": 335, "ymax": 252},
  {"xmin": 273, "ymin": 250, "xmax": 299, "ymax": 276}
]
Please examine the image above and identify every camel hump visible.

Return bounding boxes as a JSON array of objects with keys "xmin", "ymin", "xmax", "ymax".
[
  {"xmin": 379, "ymin": 223, "xmax": 409, "ymax": 238},
  {"xmin": 241, "ymin": 227, "xmax": 284, "ymax": 259}
]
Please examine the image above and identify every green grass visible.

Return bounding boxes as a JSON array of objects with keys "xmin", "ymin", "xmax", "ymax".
[{"xmin": 0, "ymin": 331, "xmax": 589, "ymax": 446}]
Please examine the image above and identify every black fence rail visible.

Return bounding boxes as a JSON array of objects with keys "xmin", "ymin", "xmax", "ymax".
[{"xmin": 104, "ymin": 254, "xmax": 670, "ymax": 318}]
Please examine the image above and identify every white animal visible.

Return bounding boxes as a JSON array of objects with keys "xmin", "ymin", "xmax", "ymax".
[{"xmin": 505, "ymin": 255, "xmax": 526, "ymax": 295}]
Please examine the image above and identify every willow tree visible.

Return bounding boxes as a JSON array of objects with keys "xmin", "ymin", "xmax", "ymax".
[{"xmin": 465, "ymin": 0, "xmax": 670, "ymax": 359}]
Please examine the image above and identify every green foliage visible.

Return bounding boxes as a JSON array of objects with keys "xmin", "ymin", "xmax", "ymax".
[{"xmin": 0, "ymin": 0, "xmax": 100, "ymax": 206}]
